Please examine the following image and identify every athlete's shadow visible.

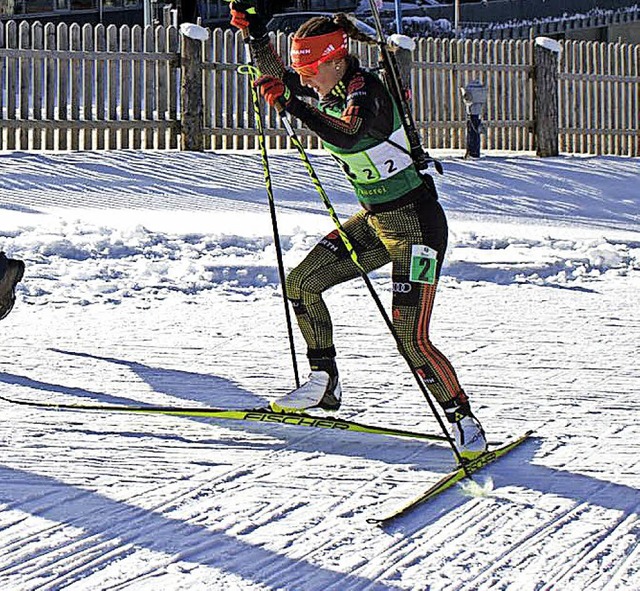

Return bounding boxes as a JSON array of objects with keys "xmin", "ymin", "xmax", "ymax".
[
  {"xmin": 0, "ymin": 464, "xmax": 400, "ymax": 591},
  {"xmin": 48, "ymin": 347, "xmax": 265, "ymax": 408},
  {"xmin": 0, "ymin": 348, "xmax": 455, "ymax": 469}
]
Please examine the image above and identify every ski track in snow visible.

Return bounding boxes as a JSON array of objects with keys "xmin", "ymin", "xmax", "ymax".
[{"xmin": 0, "ymin": 151, "xmax": 639, "ymax": 591}]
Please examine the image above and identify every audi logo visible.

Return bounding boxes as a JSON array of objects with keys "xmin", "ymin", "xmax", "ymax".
[{"xmin": 392, "ymin": 282, "xmax": 412, "ymax": 293}]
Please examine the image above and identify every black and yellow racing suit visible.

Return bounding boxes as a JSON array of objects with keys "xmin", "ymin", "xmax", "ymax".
[{"xmin": 250, "ymin": 38, "xmax": 467, "ymax": 407}]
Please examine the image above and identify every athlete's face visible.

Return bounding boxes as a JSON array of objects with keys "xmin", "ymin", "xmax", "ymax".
[{"xmin": 297, "ymin": 59, "xmax": 344, "ymax": 97}]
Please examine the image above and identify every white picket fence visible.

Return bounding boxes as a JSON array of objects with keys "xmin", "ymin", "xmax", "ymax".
[
  {"xmin": 559, "ymin": 40, "xmax": 639, "ymax": 155},
  {"xmin": 0, "ymin": 20, "xmax": 180, "ymax": 150},
  {"xmin": 1, "ymin": 20, "xmax": 638, "ymax": 155}
]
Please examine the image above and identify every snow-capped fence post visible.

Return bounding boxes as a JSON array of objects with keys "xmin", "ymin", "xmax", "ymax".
[
  {"xmin": 179, "ymin": 23, "xmax": 208, "ymax": 151},
  {"xmin": 533, "ymin": 37, "xmax": 561, "ymax": 157}
]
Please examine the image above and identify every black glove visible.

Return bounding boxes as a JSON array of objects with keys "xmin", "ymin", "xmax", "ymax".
[{"xmin": 0, "ymin": 252, "xmax": 25, "ymax": 321}]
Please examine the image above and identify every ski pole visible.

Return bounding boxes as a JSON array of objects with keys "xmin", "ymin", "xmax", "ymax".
[
  {"xmin": 237, "ymin": 28, "xmax": 300, "ymax": 388},
  {"xmin": 275, "ymin": 106, "xmax": 470, "ymax": 474}
]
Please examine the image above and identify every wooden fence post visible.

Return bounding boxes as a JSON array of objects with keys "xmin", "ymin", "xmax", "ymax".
[
  {"xmin": 180, "ymin": 30, "xmax": 203, "ymax": 151},
  {"xmin": 533, "ymin": 37, "xmax": 561, "ymax": 157}
]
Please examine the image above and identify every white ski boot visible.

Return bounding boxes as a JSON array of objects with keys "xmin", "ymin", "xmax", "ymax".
[
  {"xmin": 451, "ymin": 415, "xmax": 487, "ymax": 461},
  {"xmin": 271, "ymin": 366, "xmax": 341, "ymax": 413}
]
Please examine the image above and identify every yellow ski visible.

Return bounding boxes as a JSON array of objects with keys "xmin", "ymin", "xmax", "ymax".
[
  {"xmin": 367, "ymin": 430, "xmax": 534, "ymax": 525},
  {"xmin": 0, "ymin": 392, "xmax": 450, "ymax": 443}
]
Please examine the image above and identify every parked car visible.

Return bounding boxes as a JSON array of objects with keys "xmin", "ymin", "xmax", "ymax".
[{"xmin": 266, "ymin": 12, "xmax": 377, "ymax": 36}]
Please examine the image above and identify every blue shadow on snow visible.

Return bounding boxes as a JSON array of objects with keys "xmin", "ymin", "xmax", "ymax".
[
  {"xmin": 0, "ymin": 464, "xmax": 401, "ymax": 591},
  {"xmin": 0, "ymin": 348, "xmax": 451, "ymax": 468}
]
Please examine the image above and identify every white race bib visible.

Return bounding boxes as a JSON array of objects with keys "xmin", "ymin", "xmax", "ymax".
[{"xmin": 333, "ymin": 127, "xmax": 413, "ymax": 185}]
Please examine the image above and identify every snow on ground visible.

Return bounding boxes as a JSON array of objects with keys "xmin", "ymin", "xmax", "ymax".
[{"xmin": 0, "ymin": 150, "xmax": 639, "ymax": 591}]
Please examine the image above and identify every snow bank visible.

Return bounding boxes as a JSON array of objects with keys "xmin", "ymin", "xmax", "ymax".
[{"xmin": 6, "ymin": 218, "xmax": 639, "ymax": 307}]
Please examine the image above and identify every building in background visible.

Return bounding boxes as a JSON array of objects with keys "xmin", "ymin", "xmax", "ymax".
[
  {"xmin": 402, "ymin": 0, "xmax": 640, "ymax": 43},
  {"xmin": 0, "ymin": 0, "xmax": 358, "ymax": 27},
  {"xmin": 1, "ymin": 0, "xmax": 638, "ymax": 43},
  {"xmin": 0, "ymin": 1, "xmax": 143, "ymax": 26}
]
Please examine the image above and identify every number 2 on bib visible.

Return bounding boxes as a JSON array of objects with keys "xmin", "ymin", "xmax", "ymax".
[{"xmin": 410, "ymin": 245, "xmax": 438, "ymax": 285}]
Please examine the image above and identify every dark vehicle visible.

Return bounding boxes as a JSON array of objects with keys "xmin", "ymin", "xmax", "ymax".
[{"xmin": 267, "ymin": 12, "xmax": 376, "ymax": 36}]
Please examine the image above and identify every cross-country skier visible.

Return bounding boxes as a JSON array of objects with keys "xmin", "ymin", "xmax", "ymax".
[
  {"xmin": 0, "ymin": 252, "xmax": 25, "ymax": 321},
  {"xmin": 230, "ymin": 7, "xmax": 487, "ymax": 458}
]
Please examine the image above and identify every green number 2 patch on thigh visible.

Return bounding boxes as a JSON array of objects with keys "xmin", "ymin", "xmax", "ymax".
[{"xmin": 410, "ymin": 245, "xmax": 438, "ymax": 285}]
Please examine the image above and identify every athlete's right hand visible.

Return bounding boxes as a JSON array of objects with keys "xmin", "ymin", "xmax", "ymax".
[
  {"xmin": 254, "ymin": 75, "xmax": 292, "ymax": 109},
  {"xmin": 230, "ymin": 2, "xmax": 267, "ymax": 39}
]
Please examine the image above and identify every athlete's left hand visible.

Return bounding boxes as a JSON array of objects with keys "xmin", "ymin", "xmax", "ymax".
[{"xmin": 254, "ymin": 75, "xmax": 291, "ymax": 109}]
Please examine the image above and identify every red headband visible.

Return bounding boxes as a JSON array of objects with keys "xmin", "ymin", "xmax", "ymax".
[{"xmin": 290, "ymin": 30, "xmax": 348, "ymax": 71}]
